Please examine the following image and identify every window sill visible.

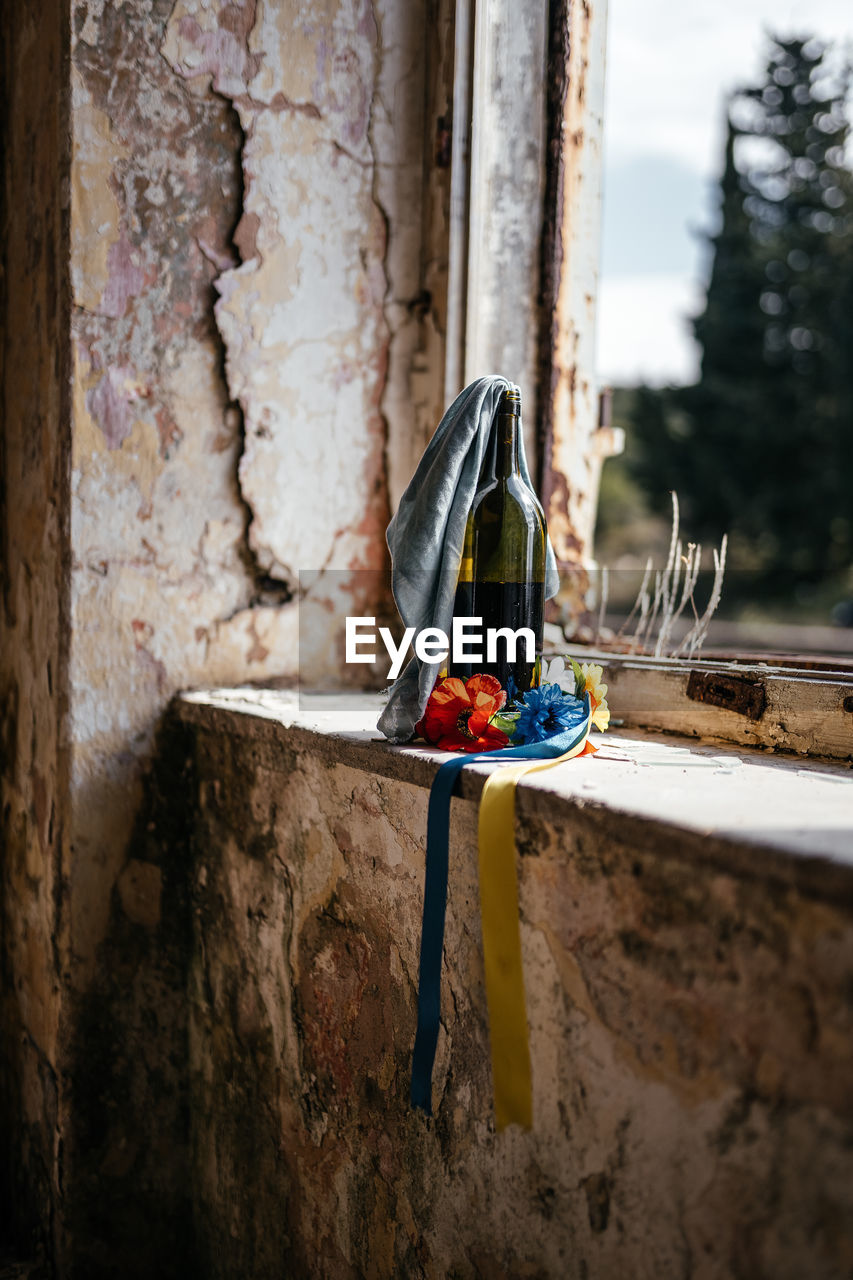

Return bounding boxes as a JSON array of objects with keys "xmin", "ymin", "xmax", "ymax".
[
  {"xmin": 176, "ymin": 683, "xmax": 853, "ymax": 1273},
  {"xmin": 563, "ymin": 645, "xmax": 853, "ymax": 762},
  {"xmin": 176, "ymin": 686, "xmax": 853, "ymax": 905}
]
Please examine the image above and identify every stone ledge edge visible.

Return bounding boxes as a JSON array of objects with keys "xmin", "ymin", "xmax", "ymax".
[{"xmin": 173, "ymin": 690, "xmax": 853, "ymax": 910}]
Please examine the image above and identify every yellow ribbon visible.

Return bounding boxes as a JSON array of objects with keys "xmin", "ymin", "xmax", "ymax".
[{"xmin": 477, "ymin": 733, "xmax": 592, "ymax": 1130}]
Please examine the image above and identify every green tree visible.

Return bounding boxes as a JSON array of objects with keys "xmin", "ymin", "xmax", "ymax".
[{"xmin": 627, "ymin": 35, "xmax": 853, "ymax": 602}]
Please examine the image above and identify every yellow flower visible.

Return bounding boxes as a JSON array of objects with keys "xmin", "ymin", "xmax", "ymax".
[{"xmin": 581, "ymin": 662, "xmax": 610, "ymax": 731}]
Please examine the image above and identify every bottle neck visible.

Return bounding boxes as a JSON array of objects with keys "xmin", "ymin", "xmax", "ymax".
[
  {"xmin": 494, "ymin": 406, "xmax": 521, "ymax": 479},
  {"xmin": 480, "ymin": 388, "xmax": 522, "ymax": 483}
]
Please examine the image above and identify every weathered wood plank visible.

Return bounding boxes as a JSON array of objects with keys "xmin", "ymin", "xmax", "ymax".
[{"xmin": 570, "ymin": 648, "xmax": 853, "ymax": 761}]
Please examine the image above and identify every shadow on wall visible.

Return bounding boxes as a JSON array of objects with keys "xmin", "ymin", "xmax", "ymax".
[{"xmin": 66, "ymin": 712, "xmax": 197, "ymax": 1279}]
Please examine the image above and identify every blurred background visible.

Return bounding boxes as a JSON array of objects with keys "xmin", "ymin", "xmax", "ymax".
[{"xmin": 594, "ymin": 0, "xmax": 853, "ymax": 650}]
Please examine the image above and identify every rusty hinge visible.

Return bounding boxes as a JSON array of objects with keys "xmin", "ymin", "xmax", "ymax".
[{"xmin": 686, "ymin": 670, "xmax": 767, "ymax": 721}]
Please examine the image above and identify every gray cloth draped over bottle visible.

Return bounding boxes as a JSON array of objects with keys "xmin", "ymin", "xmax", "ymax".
[{"xmin": 377, "ymin": 375, "xmax": 560, "ymax": 743}]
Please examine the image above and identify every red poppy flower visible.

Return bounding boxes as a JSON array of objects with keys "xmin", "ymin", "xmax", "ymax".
[{"xmin": 416, "ymin": 674, "xmax": 509, "ymax": 752}]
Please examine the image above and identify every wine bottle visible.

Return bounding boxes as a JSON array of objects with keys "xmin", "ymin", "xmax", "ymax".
[{"xmin": 450, "ymin": 387, "xmax": 546, "ymax": 694}]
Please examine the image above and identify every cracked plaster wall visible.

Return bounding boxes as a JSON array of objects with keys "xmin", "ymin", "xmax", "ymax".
[
  {"xmin": 4, "ymin": 0, "xmax": 446, "ymax": 1267},
  {"xmin": 69, "ymin": 0, "xmax": 442, "ymax": 983},
  {"xmin": 71, "ymin": 0, "xmax": 285, "ymax": 989},
  {"xmin": 164, "ymin": 0, "xmax": 445, "ymax": 577}
]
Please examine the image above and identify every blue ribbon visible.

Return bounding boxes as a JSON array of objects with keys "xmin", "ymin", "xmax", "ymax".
[{"xmin": 410, "ymin": 698, "xmax": 591, "ymax": 1115}]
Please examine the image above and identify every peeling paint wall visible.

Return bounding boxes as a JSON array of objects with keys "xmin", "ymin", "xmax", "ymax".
[
  {"xmin": 181, "ymin": 704, "xmax": 853, "ymax": 1279},
  {"xmin": 163, "ymin": 0, "xmax": 447, "ymax": 573},
  {"xmin": 67, "ymin": 0, "xmax": 453, "ymax": 970},
  {"xmin": 69, "ymin": 0, "xmax": 294, "ymax": 988},
  {"xmin": 0, "ymin": 0, "xmax": 70, "ymax": 1262},
  {"xmin": 61, "ymin": 0, "xmax": 451, "ymax": 1268}
]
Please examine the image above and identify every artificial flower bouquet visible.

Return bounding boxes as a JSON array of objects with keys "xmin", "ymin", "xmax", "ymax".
[{"xmin": 415, "ymin": 657, "xmax": 610, "ymax": 753}]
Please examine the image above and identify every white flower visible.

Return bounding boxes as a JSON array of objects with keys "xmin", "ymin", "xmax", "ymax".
[{"xmin": 540, "ymin": 655, "xmax": 577, "ymax": 694}]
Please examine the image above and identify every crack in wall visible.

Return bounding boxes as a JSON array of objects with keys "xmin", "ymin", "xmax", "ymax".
[
  {"xmin": 165, "ymin": 0, "xmax": 442, "ymax": 599},
  {"xmin": 68, "ymin": 0, "xmax": 308, "ymax": 999},
  {"xmin": 160, "ymin": 0, "xmax": 279, "ymax": 615}
]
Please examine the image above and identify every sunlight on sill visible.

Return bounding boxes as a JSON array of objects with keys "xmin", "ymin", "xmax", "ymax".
[{"xmin": 177, "ymin": 687, "xmax": 853, "ymax": 902}]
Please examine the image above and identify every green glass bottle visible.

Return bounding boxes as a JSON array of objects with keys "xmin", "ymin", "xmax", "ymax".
[{"xmin": 450, "ymin": 387, "xmax": 546, "ymax": 694}]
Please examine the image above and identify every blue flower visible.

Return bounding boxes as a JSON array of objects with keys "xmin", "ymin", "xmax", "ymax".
[{"xmin": 511, "ymin": 682, "xmax": 587, "ymax": 745}]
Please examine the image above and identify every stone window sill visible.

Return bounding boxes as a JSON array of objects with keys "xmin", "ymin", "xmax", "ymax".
[
  {"xmin": 176, "ymin": 687, "xmax": 853, "ymax": 905},
  {"xmin": 175, "ymin": 684, "xmax": 853, "ymax": 1272}
]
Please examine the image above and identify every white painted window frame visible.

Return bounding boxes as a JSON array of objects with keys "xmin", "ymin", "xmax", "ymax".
[{"xmin": 444, "ymin": 0, "xmax": 618, "ymax": 570}]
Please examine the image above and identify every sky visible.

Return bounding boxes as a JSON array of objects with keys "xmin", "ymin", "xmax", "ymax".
[{"xmin": 597, "ymin": 0, "xmax": 853, "ymax": 386}]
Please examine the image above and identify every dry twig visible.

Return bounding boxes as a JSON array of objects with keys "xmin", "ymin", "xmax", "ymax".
[{"xmin": 608, "ymin": 493, "xmax": 727, "ymax": 659}]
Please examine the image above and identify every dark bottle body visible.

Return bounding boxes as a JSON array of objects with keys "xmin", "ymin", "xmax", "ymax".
[{"xmin": 449, "ymin": 388, "xmax": 546, "ymax": 695}]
